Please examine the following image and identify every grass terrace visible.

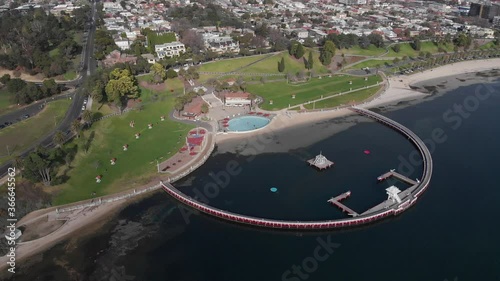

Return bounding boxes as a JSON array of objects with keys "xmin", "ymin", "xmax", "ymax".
[
  {"xmin": 239, "ymin": 50, "xmax": 329, "ymax": 75},
  {"xmin": 346, "ymin": 59, "xmax": 394, "ymax": 70},
  {"xmin": 339, "ymin": 45, "xmax": 387, "ymax": 57},
  {"xmin": 147, "ymin": 31, "xmax": 176, "ymax": 47},
  {"xmin": 0, "ymin": 99, "xmax": 72, "ymax": 166},
  {"xmin": 198, "ymin": 54, "xmax": 273, "ymax": 73},
  {"xmin": 303, "ymin": 86, "xmax": 382, "ymax": 110},
  {"xmin": 247, "ymin": 74, "xmax": 382, "ymax": 111},
  {"xmin": 52, "ymin": 81, "xmax": 192, "ymax": 204}
]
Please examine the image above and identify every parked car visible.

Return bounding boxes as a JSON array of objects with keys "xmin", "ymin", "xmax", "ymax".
[{"xmin": 23, "ymin": 114, "xmax": 30, "ymax": 119}]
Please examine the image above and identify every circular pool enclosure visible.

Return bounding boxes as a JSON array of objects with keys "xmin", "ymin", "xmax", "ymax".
[{"xmin": 227, "ymin": 116, "xmax": 270, "ymax": 132}]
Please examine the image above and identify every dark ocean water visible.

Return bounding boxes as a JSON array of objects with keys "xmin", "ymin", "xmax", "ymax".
[{"xmin": 9, "ymin": 77, "xmax": 500, "ymax": 281}]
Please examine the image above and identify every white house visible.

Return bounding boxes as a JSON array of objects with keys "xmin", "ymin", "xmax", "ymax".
[{"xmin": 155, "ymin": 42, "xmax": 186, "ymax": 59}]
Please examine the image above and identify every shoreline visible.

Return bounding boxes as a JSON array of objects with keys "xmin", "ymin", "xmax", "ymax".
[{"xmin": 2, "ymin": 58, "xmax": 500, "ymax": 274}]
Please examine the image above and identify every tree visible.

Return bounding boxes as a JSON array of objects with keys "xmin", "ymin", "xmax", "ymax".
[
  {"xmin": 411, "ymin": 38, "xmax": 421, "ymax": 51},
  {"xmin": 166, "ymin": 68, "xmax": 178, "ymax": 79},
  {"xmin": 174, "ymin": 101, "xmax": 184, "ymax": 116},
  {"xmin": 0, "ymin": 74, "xmax": 10, "ymax": 84},
  {"xmin": 82, "ymin": 110, "xmax": 93, "ymax": 124},
  {"xmin": 359, "ymin": 35, "xmax": 371, "ymax": 49},
  {"xmin": 41, "ymin": 79, "xmax": 60, "ymax": 97},
  {"xmin": 289, "ymin": 41, "xmax": 298, "ymax": 56},
  {"xmin": 180, "ymin": 29, "xmax": 205, "ymax": 54},
  {"xmin": 70, "ymin": 119, "xmax": 82, "ymax": 138},
  {"xmin": 295, "ymin": 43, "xmax": 305, "ymax": 59},
  {"xmin": 368, "ymin": 33, "xmax": 384, "ymax": 48},
  {"xmin": 304, "ymin": 37, "xmax": 315, "ymax": 48},
  {"xmin": 201, "ymin": 103, "xmax": 209, "ymax": 114},
  {"xmin": 53, "ymin": 130, "xmax": 66, "ymax": 147},
  {"xmin": 454, "ymin": 33, "xmax": 472, "ymax": 48},
  {"xmin": 278, "ymin": 57, "xmax": 285, "ymax": 72},
  {"xmin": 150, "ymin": 63, "xmax": 166, "ymax": 84},
  {"xmin": 306, "ymin": 51, "xmax": 314, "ymax": 70},
  {"xmin": 6, "ymin": 78, "xmax": 27, "ymax": 94},
  {"xmin": 320, "ymin": 40, "xmax": 336, "ymax": 66},
  {"xmin": 105, "ymin": 68, "xmax": 139, "ymax": 105},
  {"xmin": 22, "ymin": 152, "xmax": 52, "ymax": 186},
  {"xmin": 392, "ymin": 44, "xmax": 401, "ymax": 53}
]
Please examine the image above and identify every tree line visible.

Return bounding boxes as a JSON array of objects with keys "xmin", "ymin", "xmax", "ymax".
[
  {"xmin": 0, "ymin": 74, "xmax": 62, "ymax": 104},
  {"xmin": 0, "ymin": 8, "xmax": 90, "ymax": 77}
]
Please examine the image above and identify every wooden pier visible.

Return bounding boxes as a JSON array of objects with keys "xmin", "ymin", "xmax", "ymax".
[
  {"xmin": 377, "ymin": 169, "xmax": 418, "ymax": 186},
  {"xmin": 327, "ymin": 191, "xmax": 359, "ymax": 217}
]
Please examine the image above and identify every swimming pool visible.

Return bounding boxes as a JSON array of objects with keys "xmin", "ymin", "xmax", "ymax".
[{"xmin": 227, "ymin": 116, "xmax": 270, "ymax": 132}]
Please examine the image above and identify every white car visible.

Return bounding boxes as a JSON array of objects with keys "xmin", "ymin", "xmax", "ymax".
[{"xmin": 82, "ymin": 105, "xmax": 86, "ymax": 110}]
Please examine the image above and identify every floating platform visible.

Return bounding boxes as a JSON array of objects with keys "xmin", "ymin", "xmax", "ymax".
[
  {"xmin": 307, "ymin": 152, "xmax": 334, "ymax": 170},
  {"xmin": 327, "ymin": 191, "xmax": 359, "ymax": 217}
]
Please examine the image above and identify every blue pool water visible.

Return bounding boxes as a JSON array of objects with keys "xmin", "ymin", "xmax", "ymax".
[{"xmin": 227, "ymin": 116, "xmax": 270, "ymax": 132}]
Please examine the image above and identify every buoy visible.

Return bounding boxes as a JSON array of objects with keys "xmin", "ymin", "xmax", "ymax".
[
  {"xmin": 270, "ymin": 187, "xmax": 278, "ymax": 192},
  {"xmin": 364, "ymin": 150, "xmax": 371, "ymax": 155}
]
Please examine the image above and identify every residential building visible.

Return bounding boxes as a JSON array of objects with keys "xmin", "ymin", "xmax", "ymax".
[
  {"xmin": 102, "ymin": 50, "xmax": 137, "ymax": 67},
  {"xmin": 202, "ymin": 33, "xmax": 240, "ymax": 54},
  {"xmin": 155, "ymin": 42, "xmax": 186, "ymax": 59}
]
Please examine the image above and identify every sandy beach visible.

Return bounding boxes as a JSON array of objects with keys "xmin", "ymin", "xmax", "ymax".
[{"xmin": 2, "ymin": 58, "xmax": 499, "ymax": 275}]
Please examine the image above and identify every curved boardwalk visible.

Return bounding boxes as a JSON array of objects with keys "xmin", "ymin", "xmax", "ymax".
[{"xmin": 161, "ymin": 107, "xmax": 433, "ymax": 229}]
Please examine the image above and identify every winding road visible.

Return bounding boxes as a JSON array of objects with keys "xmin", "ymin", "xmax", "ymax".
[{"xmin": 0, "ymin": 0, "xmax": 99, "ymax": 177}]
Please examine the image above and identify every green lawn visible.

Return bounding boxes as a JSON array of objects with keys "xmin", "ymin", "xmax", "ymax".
[
  {"xmin": 480, "ymin": 42, "xmax": 496, "ymax": 50},
  {"xmin": 53, "ymin": 87, "xmax": 193, "ymax": 205},
  {"xmin": 339, "ymin": 45, "xmax": 387, "ymax": 57},
  {"xmin": 346, "ymin": 59, "xmax": 394, "ymax": 70},
  {"xmin": 147, "ymin": 32, "xmax": 176, "ymax": 47},
  {"xmin": 247, "ymin": 74, "xmax": 382, "ymax": 111},
  {"xmin": 0, "ymin": 99, "xmax": 72, "ymax": 166},
  {"xmin": 303, "ymin": 86, "xmax": 382, "ymax": 109},
  {"xmin": 198, "ymin": 54, "xmax": 273, "ymax": 73},
  {"xmin": 239, "ymin": 50, "xmax": 329, "ymax": 75},
  {"xmin": 0, "ymin": 87, "xmax": 15, "ymax": 115}
]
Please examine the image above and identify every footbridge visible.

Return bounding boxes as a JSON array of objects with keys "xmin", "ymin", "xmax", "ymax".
[{"xmin": 160, "ymin": 107, "xmax": 433, "ymax": 229}]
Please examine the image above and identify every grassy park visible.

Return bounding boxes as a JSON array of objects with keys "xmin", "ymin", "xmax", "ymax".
[
  {"xmin": 346, "ymin": 59, "xmax": 394, "ymax": 70},
  {"xmin": 198, "ymin": 54, "xmax": 273, "ymax": 73},
  {"xmin": 240, "ymin": 50, "xmax": 329, "ymax": 75},
  {"xmin": 340, "ymin": 45, "xmax": 387, "ymax": 57},
  {"xmin": 247, "ymin": 74, "xmax": 382, "ymax": 111},
  {"xmin": 52, "ymin": 86, "xmax": 193, "ymax": 205},
  {"xmin": 0, "ymin": 99, "xmax": 71, "ymax": 166},
  {"xmin": 303, "ymin": 86, "xmax": 382, "ymax": 109}
]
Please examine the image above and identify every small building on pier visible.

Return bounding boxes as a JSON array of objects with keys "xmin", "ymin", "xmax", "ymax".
[
  {"xmin": 307, "ymin": 152, "xmax": 334, "ymax": 170},
  {"xmin": 386, "ymin": 186, "xmax": 402, "ymax": 203}
]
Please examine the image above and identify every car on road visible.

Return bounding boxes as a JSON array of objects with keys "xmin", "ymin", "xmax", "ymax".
[
  {"xmin": 82, "ymin": 105, "xmax": 86, "ymax": 110},
  {"xmin": 23, "ymin": 114, "xmax": 30, "ymax": 119},
  {"xmin": 4, "ymin": 121, "xmax": 12, "ymax": 127}
]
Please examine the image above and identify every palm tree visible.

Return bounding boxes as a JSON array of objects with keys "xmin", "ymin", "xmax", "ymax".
[
  {"xmin": 82, "ymin": 110, "xmax": 93, "ymax": 125},
  {"xmin": 53, "ymin": 130, "xmax": 66, "ymax": 147},
  {"xmin": 71, "ymin": 119, "xmax": 83, "ymax": 138}
]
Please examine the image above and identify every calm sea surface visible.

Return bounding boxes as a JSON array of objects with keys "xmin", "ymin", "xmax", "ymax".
[{"xmin": 10, "ymin": 77, "xmax": 500, "ymax": 281}]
